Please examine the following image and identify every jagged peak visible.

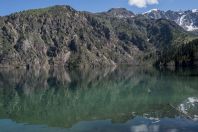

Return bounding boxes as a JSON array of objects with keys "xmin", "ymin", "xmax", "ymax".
[
  {"xmin": 143, "ymin": 9, "xmax": 198, "ymax": 15},
  {"xmin": 106, "ymin": 8, "xmax": 135, "ymax": 18}
]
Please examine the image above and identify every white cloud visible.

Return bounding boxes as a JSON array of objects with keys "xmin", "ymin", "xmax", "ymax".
[{"xmin": 128, "ymin": 0, "xmax": 159, "ymax": 8}]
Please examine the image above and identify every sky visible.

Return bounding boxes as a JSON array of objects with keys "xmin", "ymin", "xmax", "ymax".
[{"xmin": 0, "ymin": 0, "xmax": 198, "ymax": 16}]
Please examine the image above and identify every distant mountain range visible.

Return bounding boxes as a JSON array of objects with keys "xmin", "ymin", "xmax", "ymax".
[
  {"xmin": 0, "ymin": 5, "xmax": 197, "ymax": 68},
  {"xmin": 143, "ymin": 9, "xmax": 198, "ymax": 32},
  {"xmin": 102, "ymin": 8, "xmax": 198, "ymax": 32}
]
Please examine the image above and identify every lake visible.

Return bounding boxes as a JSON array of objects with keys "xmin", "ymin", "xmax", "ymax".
[{"xmin": 0, "ymin": 67, "xmax": 197, "ymax": 132}]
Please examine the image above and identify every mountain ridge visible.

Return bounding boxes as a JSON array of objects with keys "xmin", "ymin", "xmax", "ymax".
[
  {"xmin": 0, "ymin": 5, "xmax": 197, "ymax": 69},
  {"xmin": 2, "ymin": 6, "xmax": 198, "ymax": 32}
]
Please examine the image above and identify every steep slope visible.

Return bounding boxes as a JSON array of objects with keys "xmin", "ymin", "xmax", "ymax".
[{"xmin": 0, "ymin": 5, "xmax": 197, "ymax": 68}]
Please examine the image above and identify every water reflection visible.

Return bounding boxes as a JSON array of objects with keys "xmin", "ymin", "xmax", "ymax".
[
  {"xmin": 178, "ymin": 97, "xmax": 198, "ymax": 121},
  {"xmin": 0, "ymin": 67, "xmax": 197, "ymax": 131}
]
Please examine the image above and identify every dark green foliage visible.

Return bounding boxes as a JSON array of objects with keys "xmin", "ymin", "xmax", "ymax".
[
  {"xmin": 156, "ymin": 39, "xmax": 198, "ymax": 66},
  {"xmin": 68, "ymin": 39, "xmax": 78, "ymax": 52},
  {"xmin": 47, "ymin": 46, "xmax": 58, "ymax": 57}
]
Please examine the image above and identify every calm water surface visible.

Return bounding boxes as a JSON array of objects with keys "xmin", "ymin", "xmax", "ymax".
[{"xmin": 0, "ymin": 67, "xmax": 197, "ymax": 132}]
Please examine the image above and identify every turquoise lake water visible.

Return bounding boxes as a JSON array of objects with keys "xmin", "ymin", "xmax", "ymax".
[{"xmin": 0, "ymin": 67, "xmax": 197, "ymax": 132}]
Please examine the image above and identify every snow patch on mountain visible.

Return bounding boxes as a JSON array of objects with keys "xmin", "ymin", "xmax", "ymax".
[
  {"xmin": 192, "ymin": 9, "xmax": 198, "ymax": 13},
  {"xmin": 179, "ymin": 15, "xmax": 186, "ymax": 26},
  {"xmin": 116, "ymin": 14, "xmax": 135, "ymax": 18},
  {"xmin": 178, "ymin": 15, "xmax": 198, "ymax": 31},
  {"xmin": 186, "ymin": 23, "xmax": 198, "ymax": 31}
]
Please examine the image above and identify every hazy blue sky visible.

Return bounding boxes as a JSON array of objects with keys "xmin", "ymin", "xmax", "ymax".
[{"xmin": 0, "ymin": 0, "xmax": 198, "ymax": 16}]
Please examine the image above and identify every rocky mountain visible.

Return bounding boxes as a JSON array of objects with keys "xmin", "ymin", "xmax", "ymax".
[
  {"xmin": 0, "ymin": 5, "xmax": 197, "ymax": 69},
  {"xmin": 143, "ymin": 9, "xmax": 198, "ymax": 32},
  {"xmin": 99, "ymin": 8, "xmax": 135, "ymax": 18}
]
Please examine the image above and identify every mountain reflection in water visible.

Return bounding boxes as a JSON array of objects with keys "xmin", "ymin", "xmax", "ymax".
[{"xmin": 0, "ymin": 67, "xmax": 197, "ymax": 132}]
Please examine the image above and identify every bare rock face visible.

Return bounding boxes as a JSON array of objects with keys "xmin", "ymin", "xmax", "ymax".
[{"xmin": 0, "ymin": 5, "xmax": 197, "ymax": 68}]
